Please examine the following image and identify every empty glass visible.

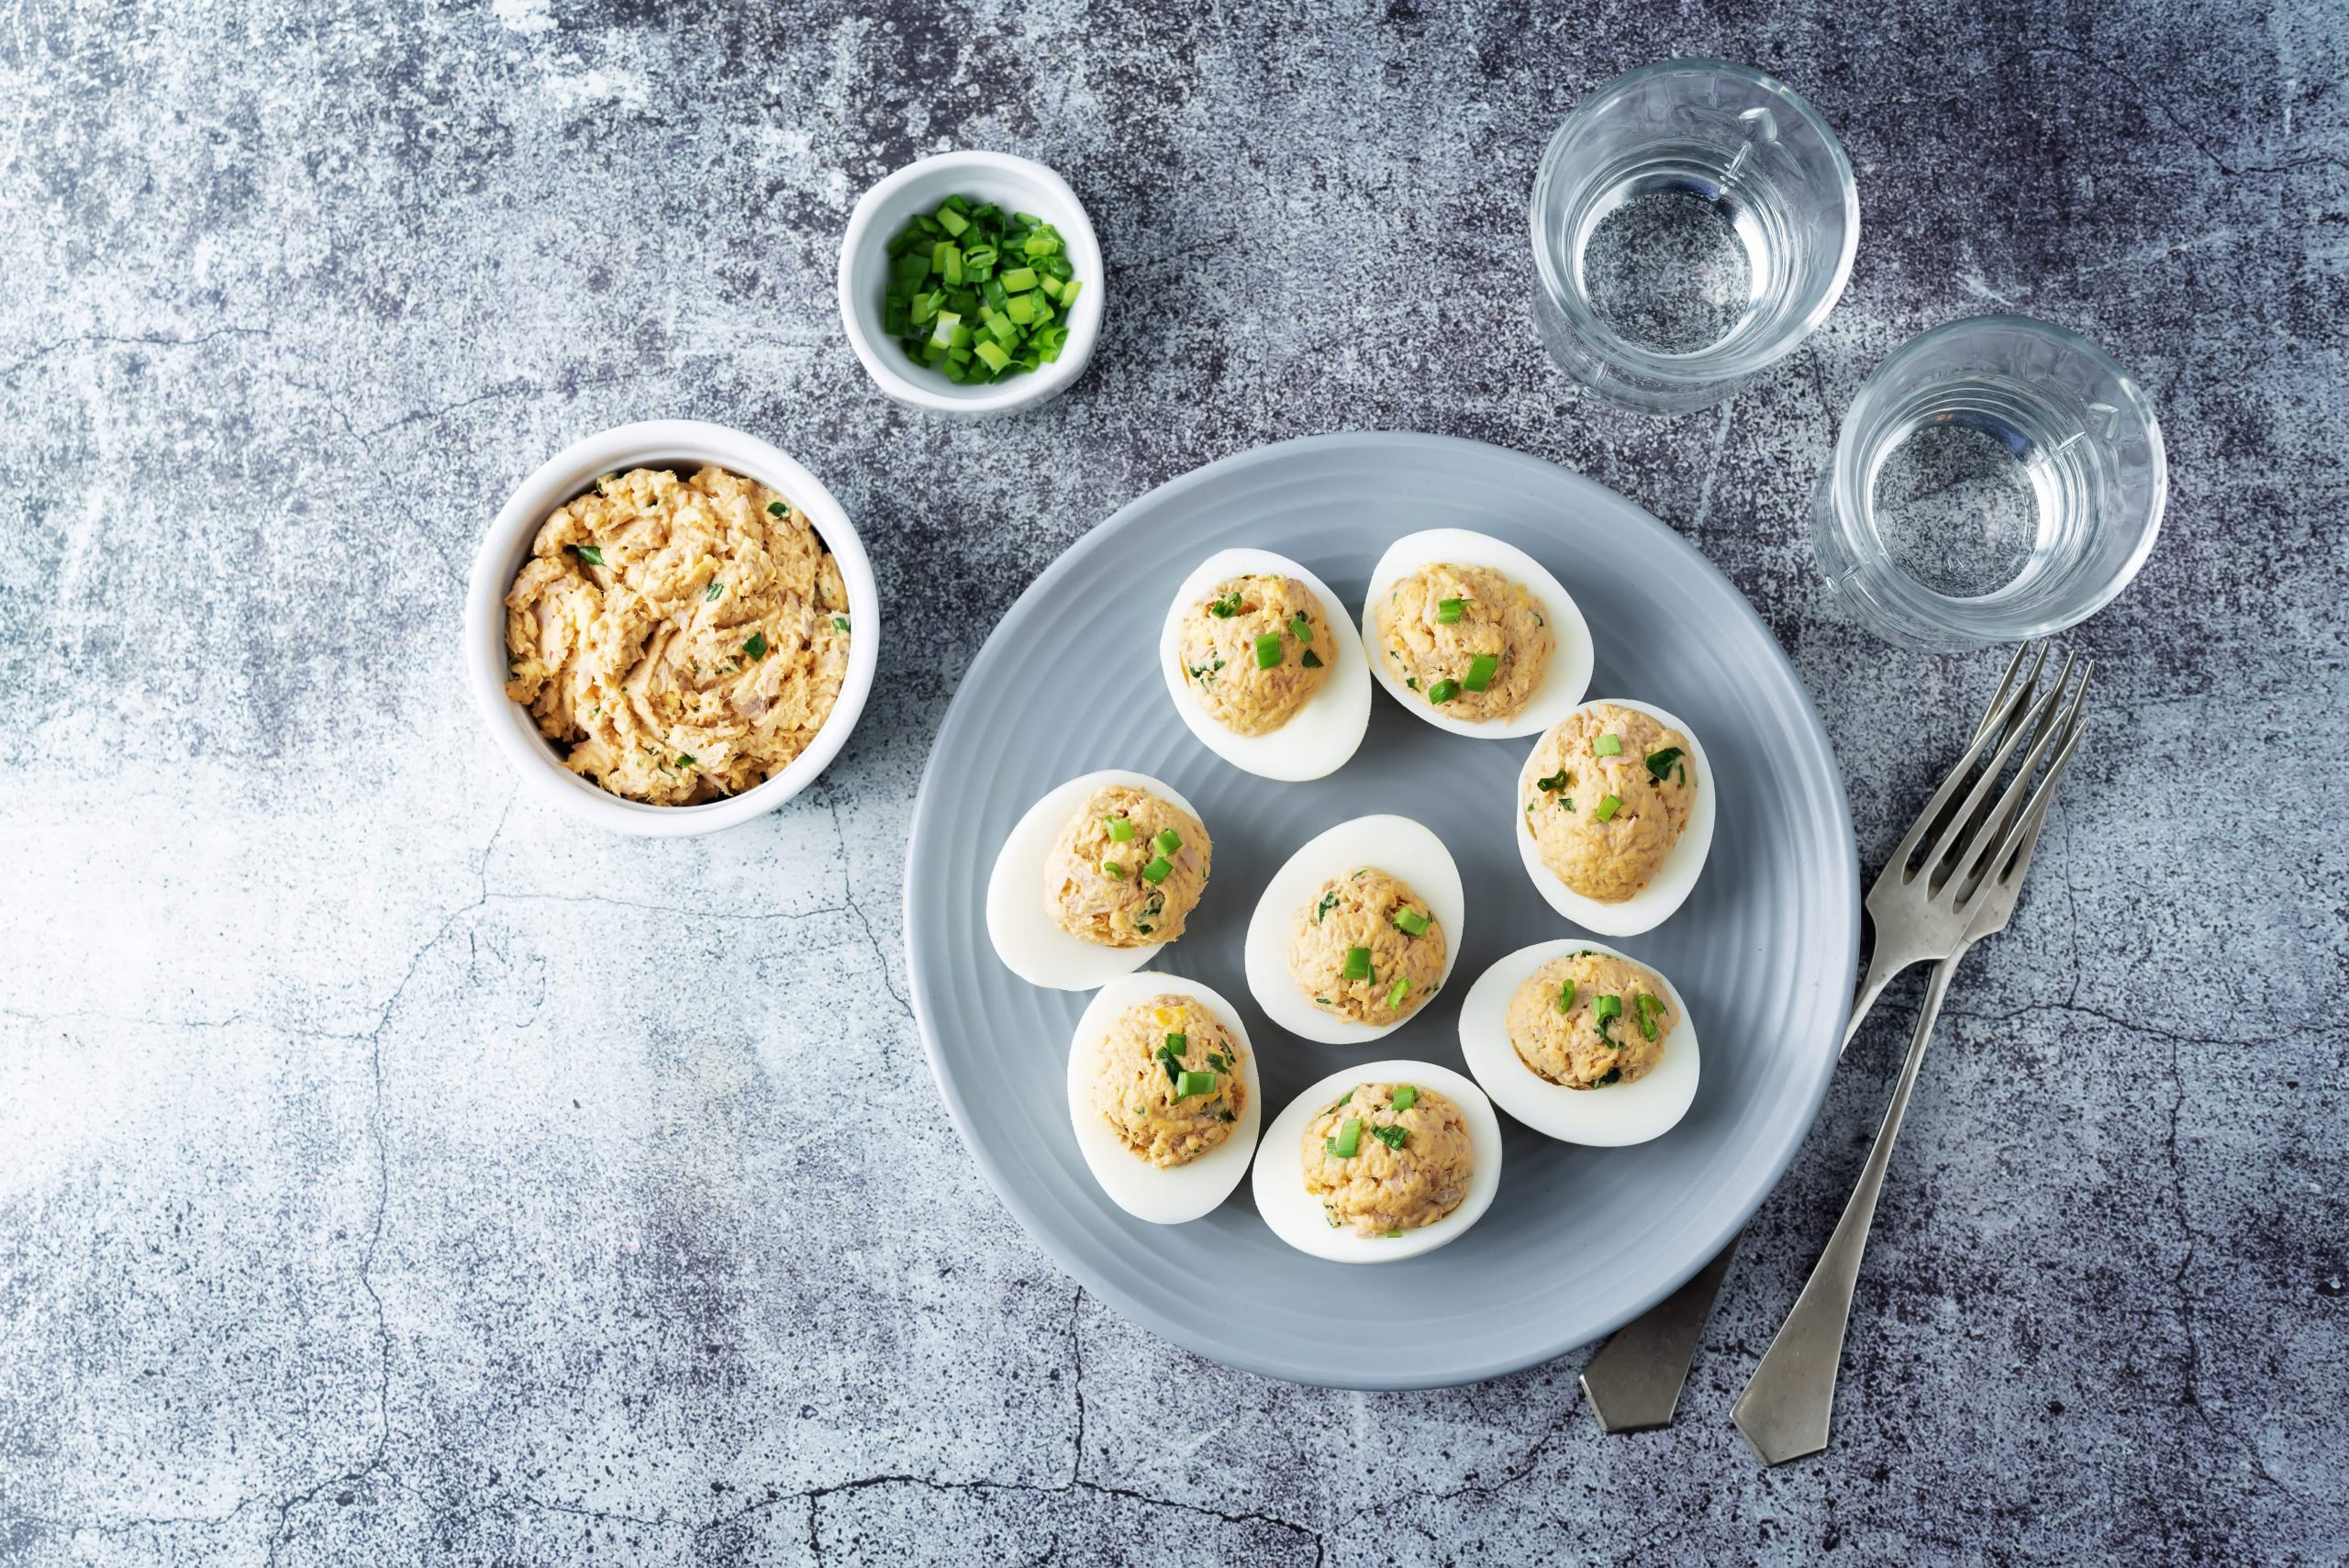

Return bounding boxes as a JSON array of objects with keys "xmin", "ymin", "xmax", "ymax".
[
  {"xmin": 1810, "ymin": 315, "xmax": 2166, "ymax": 651},
  {"xmin": 1530, "ymin": 61, "xmax": 1859, "ymax": 413}
]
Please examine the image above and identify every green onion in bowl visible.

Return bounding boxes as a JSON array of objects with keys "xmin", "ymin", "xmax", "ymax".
[{"xmin": 883, "ymin": 195, "xmax": 1080, "ymax": 384}]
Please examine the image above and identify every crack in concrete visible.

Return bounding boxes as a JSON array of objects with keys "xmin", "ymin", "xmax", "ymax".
[{"xmin": 0, "ymin": 323, "xmax": 276, "ymax": 384}]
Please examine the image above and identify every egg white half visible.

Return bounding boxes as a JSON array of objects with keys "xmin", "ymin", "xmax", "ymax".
[
  {"xmin": 986, "ymin": 769, "xmax": 1206, "ymax": 991},
  {"xmin": 1250, "ymin": 1059, "xmax": 1504, "ymax": 1263},
  {"xmin": 1158, "ymin": 548, "xmax": 1371, "ymax": 783},
  {"xmin": 1514, "ymin": 697, "xmax": 1716, "ymax": 937},
  {"xmin": 1066, "ymin": 973, "xmax": 1265, "ymax": 1225},
  {"xmin": 1359, "ymin": 528, "xmax": 1594, "ymax": 740},
  {"xmin": 1241, "ymin": 815, "xmax": 1465, "ymax": 1046},
  {"xmin": 1456, "ymin": 939, "xmax": 1701, "ymax": 1146}
]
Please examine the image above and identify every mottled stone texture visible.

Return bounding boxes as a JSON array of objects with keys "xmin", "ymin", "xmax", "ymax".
[{"xmin": 1, "ymin": 0, "xmax": 2343, "ymax": 1563}]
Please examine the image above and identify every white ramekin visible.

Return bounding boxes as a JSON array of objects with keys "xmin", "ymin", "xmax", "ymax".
[
  {"xmin": 464, "ymin": 420, "xmax": 878, "ymax": 838},
  {"xmin": 838, "ymin": 150, "xmax": 1105, "ymax": 419}
]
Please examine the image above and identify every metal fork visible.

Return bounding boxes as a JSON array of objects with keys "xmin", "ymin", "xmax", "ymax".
[
  {"xmin": 1580, "ymin": 644, "xmax": 2072, "ymax": 1433},
  {"xmin": 1731, "ymin": 653, "xmax": 2089, "ymax": 1464}
]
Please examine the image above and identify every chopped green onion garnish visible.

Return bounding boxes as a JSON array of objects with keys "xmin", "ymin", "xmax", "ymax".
[
  {"xmin": 704, "ymin": 580, "xmax": 724, "ymax": 601},
  {"xmin": 568, "ymin": 544, "xmax": 606, "ymax": 566},
  {"xmin": 1536, "ymin": 768, "xmax": 1572, "ymax": 794},
  {"xmin": 1102, "ymin": 860, "xmax": 1125, "ymax": 880},
  {"xmin": 1174, "ymin": 1070, "xmax": 1216, "ymax": 1099},
  {"xmin": 1301, "ymin": 650, "xmax": 1324, "ymax": 669},
  {"xmin": 1594, "ymin": 994, "xmax": 1622, "ymax": 1045},
  {"xmin": 1644, "ymin": 746, "xmax": 1685, "ymax": 781},
  {"xmin": 765, "ymin": 499, "xmax": 787, "ymax": 516},
  {"xmin": 1288, "ymin": 615, "xmax": 1312, "ymax": 643},
  {"xmin": 1436, "ymin": 597, "xmax": 1465, "ymax": 624},
  {"xmin": 1391, "ymin": 907, "xmax": 1430, "ymax": 937},
  {"xmin": 882, "ymin": 199, "xmax": 1079, "ymax": 384},
  {"xmin": 1332, "ymin": 1090, "xmax": 1353, "ymax": 1108},
  {"xmin": 1595, "ymin": 733, "xmax": 1623, "ymax": 756},
  {"xmin": 1253, "ymin": 633, "xmax": 1283, "ymax": 669},
  {"xmin": 1391, "ymin": 1085, "xmax": 1417, "ymax": 1111},
  {"xmin": 1327, "ymin": 1117, "xmax": 1362, "ymax": 1159},
  {"xmin": 1313, "ymin": 890, "xmax": 1339, "ymax": 923},
  {"xmin": 1638, "ymin": 993, "xmax": 1665, "ymax": 1040},
  {"xmin": 1598, "ymin": 1065, "xmax": 1621, "ymax": 1086},
  {"xmin": 1556, "ymin": 979, "xmax": 1576, "ymax": 1013},
  {"xmin": 1427, "ymin": 679, "xmax": 1461, "ymax": 704},
  {"xmin": 1595, "ymin": 794, "xmax": 1623, "ymax": 821},
  {"xmin": 1369, "ymin": 1123, "xmax": 1408, "ymax": 1151},
  {"xmin": 1462, "ymin": 652, "xmax": 1500, "ymax": 692},
  {"xmin": 1385, "ymin": 976, "xmax": 1410, "ymax": 1009},
  {"xmin": 1165, "ymin": 1031, "xmax": 1187, "ymax": 1054},
  {"xmin": 1141, "ymin": 856, "xmax": 1174, "ymax": 884},
  {"xmin": 1341, "ymin": 947, "xmax": 1373, "ymax": 981},
  {"xmin": 1152, "ymin": 828, "xmax": 1183, "ymax": 855},
  {"xmin": 1105, "ymin": 816, "xmax": 1134, "ymax": 841},
  {"xmin": 832, "ymin": 616, "xmax": 851, "ymax": 633},
  {"xmin": 1208, "ymin": 591, "xmax": 1242, "ymax": 617},
  {"xmin": 742, "ymin": 632, "xmax": 769, "ymax": 661}
]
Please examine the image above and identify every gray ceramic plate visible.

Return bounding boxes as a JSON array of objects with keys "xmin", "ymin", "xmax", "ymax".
[{"xmin": 907, "ymin": 432, "xmax": 1858, "ymax": 1389}]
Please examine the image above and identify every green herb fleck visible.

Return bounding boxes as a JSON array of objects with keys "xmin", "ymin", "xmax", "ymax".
[
  {"xmin": 832, "ymin": 616, "xmax": 851, "ymax": 633},
  {"xmin": 742, "ymin": 631, "xmax": 769, "ymax": 661},
  {"xmin": 568, "ymin": 544, "xmax": 606, "ymax": 566},
  {"xmin": 704, "ymin": 580, "xmax": 724, "ymax": 602},
  {"xmin": 1644, "ymin": 746, "xmax": 1685, "ymax": 781},
  {"xmin": 1313, "ymin": 891, "xmax": 1340, "ymax": 923},
  {"xmin": 1301, "ymin": 649, "xmax": 1324, "ymax": 669},
  {"xmin": 1637, "ymin": 993, "xmax": 1666, "ymax": 1040},
  {"xmin": 1208, "ymin": 591, "xmax": 1242, "ymax": 618},
  {"xmin": 1369, "ymin": 1123, "xmax": 1408, "ymax": 1151}
]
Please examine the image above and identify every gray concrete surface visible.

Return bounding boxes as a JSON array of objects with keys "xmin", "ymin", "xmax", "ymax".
[{"xmin": 3, "ymin": 1, "xmax": 2344, "ymax": 1562}]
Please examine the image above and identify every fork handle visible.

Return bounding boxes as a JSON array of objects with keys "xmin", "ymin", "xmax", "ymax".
[{"xmin": 1731, "ymin": 946, "xmax": 1965, "ymax": 1465}]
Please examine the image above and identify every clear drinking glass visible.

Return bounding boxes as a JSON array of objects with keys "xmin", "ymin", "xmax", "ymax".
[
  {"xmin": 1530, "ymin": 61, "xmax": 1859, "ymax": 413},
  {"xmin": 1810, "ymin": 315, "xmax": 2166, "ymax": 651}
]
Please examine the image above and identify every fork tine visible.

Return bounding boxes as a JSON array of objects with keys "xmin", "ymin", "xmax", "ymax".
[
  {"xmin": 1969, "ymin": 641, "xmax": 2049, "ymax": 749},
  {"xmin": 1937, "ymin": 647, "xmax": 2075, "ymax": 885},
  {"xmin": 1883, "ymin": 676, "xmax": 2037, "ymax": 877},
  {"xmin": 1910, "ymin": 677, "xmax": 2066, "ymax": 881},
  {"xmin": 1944, "ymin": 662, "xmax": 2091, "ymax": 903},
  {"xmin": 1966, "ymin": 707, "xmax": 2087, "ymax": 914}
]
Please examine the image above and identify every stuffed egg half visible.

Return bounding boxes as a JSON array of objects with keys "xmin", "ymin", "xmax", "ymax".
[
  {"xmin": 1067, "ymin": 973, "xmax": 1264, "ymax": 1224},
  {"xmin": 987, "ymin": 769, "xmax": 1211, "ymax": 990},
  {"xmin": 1251, "ymin": 1060, "xmax": 1503, "ymax": 1262},
  {"xmin": 1515, "ymin": 697, "xmax": 1714, "ymax": 936},
  {"xmin": 1160, "ymin": 548, "xmax": 1371, "ymax": 782},
  {"xmin": 1456, "ymin": 939, "xmax": 1699, "ymax": 1146},
  {"xmin": 1361, "ymin": 528, "xmax": 1593, "ymax": 739},
  {"xmin": 1241, "ymin": 814, "xmax": 1464, "ymax": 1046}
]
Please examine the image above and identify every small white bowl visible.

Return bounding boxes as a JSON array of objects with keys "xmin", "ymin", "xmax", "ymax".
[
  {"xmin": 463, "ymin": 419, "xmax": 878, "ymax": 838},
  {"xmin": 838, "ymin": 150, "xmax": 1105, "ymax": 419}
]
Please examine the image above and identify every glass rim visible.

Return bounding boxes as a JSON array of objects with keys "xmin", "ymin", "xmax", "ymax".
[
  {"xmin": 1529, "ymin": 58, "xmax": 1860, "ymax": 388},
  {"xmin": 1826, "ymin": 313, "xmax": 2168, "ymax": 639}
]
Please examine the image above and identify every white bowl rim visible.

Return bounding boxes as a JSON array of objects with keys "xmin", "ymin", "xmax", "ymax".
[
  {"xmin": 462, "ymin": 418, "xmax": 879, "ymax": 838},
  {"xmin": 837, "ymin": 149, "xmax": 1106, "ymax": 417}
]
